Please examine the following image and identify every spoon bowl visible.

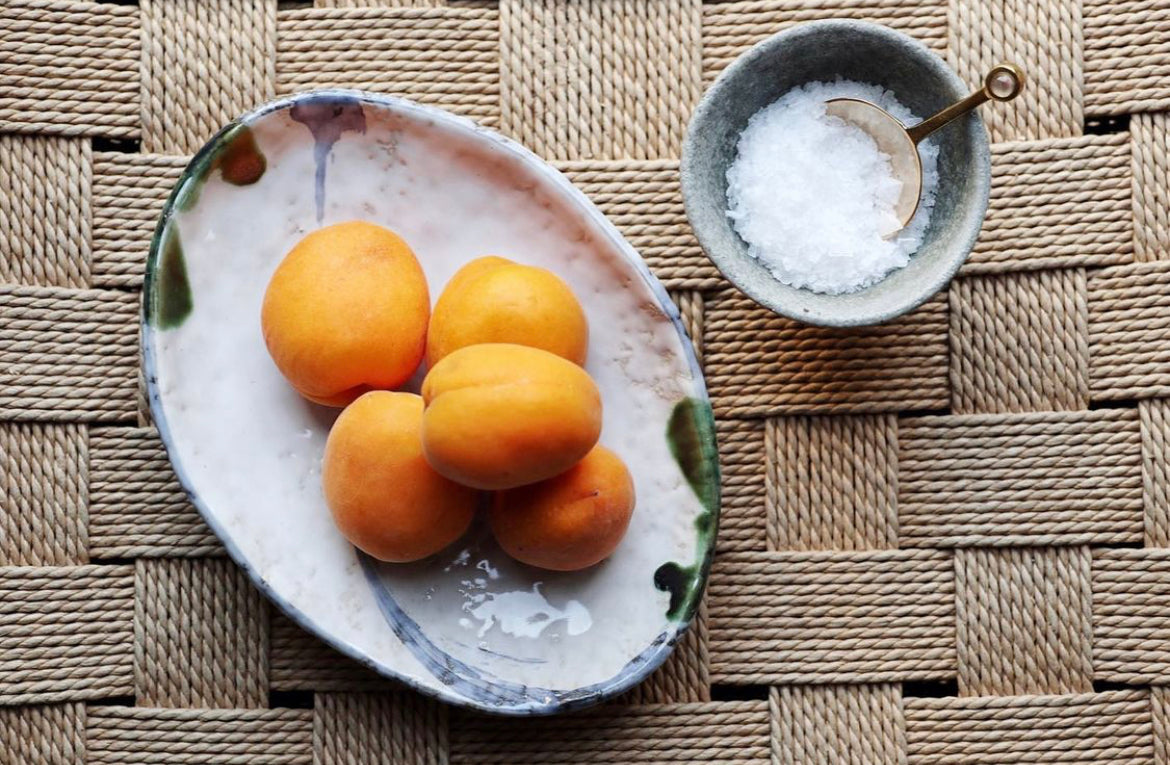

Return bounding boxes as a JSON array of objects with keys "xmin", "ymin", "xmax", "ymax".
[
  {"xmin": 826, "ymin": 64, "xmax": 1024, "ymax": 230},
  {"xmin": 825, "ymin": 97, "xmax": 923, "ymax": 233}
]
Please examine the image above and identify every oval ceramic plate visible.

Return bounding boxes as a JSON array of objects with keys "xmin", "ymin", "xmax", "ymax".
[{"xmin": 142, "ymin": 90, "xmax": 718, "ymax": 715}]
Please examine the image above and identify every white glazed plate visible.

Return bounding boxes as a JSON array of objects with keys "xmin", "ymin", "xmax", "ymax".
[{"xmin": 142, "ymin": 91, "xmax": 719, "ymax": 714}]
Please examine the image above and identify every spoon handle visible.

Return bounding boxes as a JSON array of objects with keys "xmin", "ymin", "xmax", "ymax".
[{"xmin": 906, "ymin": 63, "xmax": 1024, "ymax": 144}]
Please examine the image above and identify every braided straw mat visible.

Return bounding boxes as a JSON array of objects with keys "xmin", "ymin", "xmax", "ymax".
[{"xmin": 4, "ymin": 0, "xmax": 1170, "ymax": 762}]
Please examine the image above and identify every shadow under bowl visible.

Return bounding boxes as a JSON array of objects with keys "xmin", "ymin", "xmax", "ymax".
[{"xmin": 681, "ymin": 19, "xmax": 991, "ymax": 327}]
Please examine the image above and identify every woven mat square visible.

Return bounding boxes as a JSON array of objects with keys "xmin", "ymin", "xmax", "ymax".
[{"xmin": 3, "ymin": 0, "xmax": 1170, "ymax": 762}]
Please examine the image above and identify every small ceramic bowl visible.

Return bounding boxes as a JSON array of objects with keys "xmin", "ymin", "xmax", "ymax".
[{"xmin": 681, "ymin": 20, "xmax": 990, "ymax": 327}]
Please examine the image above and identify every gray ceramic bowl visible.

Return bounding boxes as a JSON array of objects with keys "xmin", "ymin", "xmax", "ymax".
[{"xmin": 681, "ymin": 20, "xmax": 990, "ymax": 327}]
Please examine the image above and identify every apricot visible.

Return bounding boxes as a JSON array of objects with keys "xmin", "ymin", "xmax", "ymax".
[
  {"xmin": 489, "ymin": 445, "xmax": 635, "ymax": 571},
  {"xmin": 322, "ymin": 391, "xmax": 477, "ymax": 562},
  {"xmin": 421, "ymin": 343, "xmax": 601, "ymax": 490},
  {"xmin": 426, "ymin": 256, "xmax": 588, "ymax": 366},
  {"xmin": 261, "ymin": 221, "xmax": 429, "ymax": 407}
]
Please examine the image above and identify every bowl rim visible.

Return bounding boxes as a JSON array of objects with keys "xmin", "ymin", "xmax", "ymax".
[
  {"xmin": 141, "ymin": 88, "xmax": 720, "ymax": 715},
  {"xmin": 681, "ymin": 18, "xmax": 991, "ymax": 327}
]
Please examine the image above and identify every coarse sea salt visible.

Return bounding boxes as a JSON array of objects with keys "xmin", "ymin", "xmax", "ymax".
[{"xmin": 726, "ymin": 80, "xmax": 940, "ymax": 295}]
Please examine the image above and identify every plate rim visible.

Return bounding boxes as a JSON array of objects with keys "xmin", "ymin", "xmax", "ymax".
[{"xmin": 141, "ymin": 88, "xmax": 720, "ymax": 715}]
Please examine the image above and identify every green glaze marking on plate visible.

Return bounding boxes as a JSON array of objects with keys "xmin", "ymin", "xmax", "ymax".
[
  {"xmin": 175, "ymin": 174, "xmax": 203, "ymax": 213},
  {"xmin": 653, "ymin": 562, "xmax": 695, "ymax": 622},
  {"xmin": 667, "ymin": 397, "xmax": 719, "ymax": 518},
  {"xmin": 152, "ymin": 224, "xmax": 193, "ymax": 329},
  {"xmin": 654, "ymin": 397, "xmax": 720, "ymax": 621},
  {"xmin": 177, "ymin": 124, "xmax": 266, "ymax": 213}
]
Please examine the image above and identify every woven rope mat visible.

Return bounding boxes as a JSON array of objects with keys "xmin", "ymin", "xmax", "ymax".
[{"xmin": 3, "ymin": 0, "xmax": 1170, "ymax": 762}]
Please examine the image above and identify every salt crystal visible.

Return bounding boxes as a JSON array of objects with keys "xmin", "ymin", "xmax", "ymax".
[{"xmin": 725, "ymin": 80, "xmax": 940, "ymax": 295}]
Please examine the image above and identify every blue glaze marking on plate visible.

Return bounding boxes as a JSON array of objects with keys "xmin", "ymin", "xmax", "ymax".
[
  {"xmin": 290, "ymin": 96, "xmax": 367, "ymax": 222},
  {"xmin": 359, "ymin": 551, "xmax": 676, "ymax": 714}
]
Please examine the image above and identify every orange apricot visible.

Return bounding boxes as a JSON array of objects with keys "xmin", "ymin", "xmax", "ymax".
[
  {"xmin": 421, "ymin": 343, "xmax": 601, "ymax": 490},
  {"xmin": 322, "ymin": 391, "xmax": 477, "ymax": 563},
  {"xmin": 426, "ymin": 256, "xmax": 588, "ymax": 366},
  {"xmin": 489, "ymin": 445, "xmax": 635, "ymax": 571},
  {"xmin": 261, "ymin": 221, "xmax": 429, "ymax": 407}
]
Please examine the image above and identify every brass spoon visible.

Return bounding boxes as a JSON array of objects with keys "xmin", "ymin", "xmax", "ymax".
[{"xmin": 825, "ymin": 64, "xmax": 1025, "ymax": 232}]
